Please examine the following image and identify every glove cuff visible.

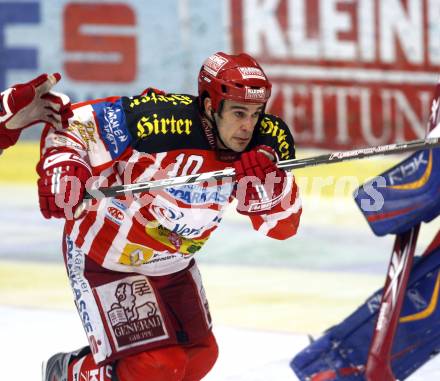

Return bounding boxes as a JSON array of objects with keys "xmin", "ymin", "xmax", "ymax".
[
  {"xmin": 255, "ymin": 145, "xmax": 279, "ymax": 163},
  {"xmin": 37, "ymin": 150, "xmax": 92, "ymax": 176}
]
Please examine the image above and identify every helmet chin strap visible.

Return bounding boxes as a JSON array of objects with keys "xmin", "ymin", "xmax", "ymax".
[
  {"xmin": 201, "ymin": 110, "xmax": 240, "ymax": 162},
  {"xmin": 210, "ymin": 111, "xmax": 232, "ymax": 150}
]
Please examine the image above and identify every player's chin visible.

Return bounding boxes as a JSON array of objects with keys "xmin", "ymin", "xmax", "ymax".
[{"xmin": 230, "ymin": 138, "xmax": 250, "ymax": 152}]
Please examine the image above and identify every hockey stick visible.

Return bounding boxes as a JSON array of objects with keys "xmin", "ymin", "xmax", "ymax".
[
  {"xmin": 85, "ymin": 137, "xmax": 440, "ymax": 199},
  {"xmin": 365, "ymin": 225, "xmax": 420, "ymax": 381}
]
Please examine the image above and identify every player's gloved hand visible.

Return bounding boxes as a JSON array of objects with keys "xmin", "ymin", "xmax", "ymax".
[
  {"xmin": 233, "ymin": 145, "xmax": 288, "ymax": 215},
  {"xmin": 0, "ymin": 73, "xmax": 73, "ymax": 149},
  {"xmin": 37, "ymin": 151, "xmax": 92, "ymax": 219}
]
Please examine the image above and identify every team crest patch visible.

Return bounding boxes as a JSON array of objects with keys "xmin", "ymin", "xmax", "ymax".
[{"xmin": 94, "ymin": 276, "xmax": 169, "ymax": 351}]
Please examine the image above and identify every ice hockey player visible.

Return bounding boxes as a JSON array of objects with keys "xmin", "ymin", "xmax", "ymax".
[
  {"xmin": 37, "ymin": 52, "xmax": 302, "ymax": 381},
  {"xmin": 0, "ymin": 73, "xmax": 72, "ymax": 154}
]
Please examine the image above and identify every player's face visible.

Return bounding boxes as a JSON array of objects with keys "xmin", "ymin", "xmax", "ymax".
[{"xmin": 215, "ymin": 100, "xmax": 264, "ymax": 152}]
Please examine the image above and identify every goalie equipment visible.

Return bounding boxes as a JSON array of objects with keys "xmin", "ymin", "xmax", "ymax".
[
  {"xmin": 354, "ymin": 147, "xmax": 440, "ymax": 236},
  {"xmin": 290, "ymin": 231, "xmax": 440, "ymax": 381}
]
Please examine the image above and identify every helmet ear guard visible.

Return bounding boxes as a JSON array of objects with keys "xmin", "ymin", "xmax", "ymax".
[{"xmin": 198, "ymin": 52, "xmax": 272, "ymax": 113}]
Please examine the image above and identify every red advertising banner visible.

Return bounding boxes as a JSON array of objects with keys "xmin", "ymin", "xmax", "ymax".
[{"xmin": 230, "ymin": 0, "xmax": 440, "ymax": 149}]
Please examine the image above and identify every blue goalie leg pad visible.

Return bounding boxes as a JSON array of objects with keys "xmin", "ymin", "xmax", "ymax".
[
  {"xmin": 354, "ymin": 147, "xmax": 440, "ymax": 236},
  {"xmin": 291, "ymin": 241, "xmax": 440, "ymax": 381}
]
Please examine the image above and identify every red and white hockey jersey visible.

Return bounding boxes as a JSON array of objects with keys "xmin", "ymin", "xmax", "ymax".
[{"xmin": 40, "ymin": 91, "xmax": 302, "ymax": 276}]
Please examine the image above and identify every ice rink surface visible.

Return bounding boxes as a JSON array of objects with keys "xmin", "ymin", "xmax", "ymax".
[
  {"xmin": 1, "ymin": 305, "xmax": 440, "ymax": 381},
  {"xmin": 1, "ymin": 185, "xmax": 439, "ymax": 380}
]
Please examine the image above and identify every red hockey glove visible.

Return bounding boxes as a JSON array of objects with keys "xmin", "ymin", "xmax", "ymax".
[
  {"xmin": 37, "ymin": 152, "xmax": 92, "ymax": 219},
  {"xmin": 233, "ymin": 145, "xmax": 288, "ymax": 215},
  {"xmin": 0, "ymin": 73, "xmax": 73, "ymax": 149}
]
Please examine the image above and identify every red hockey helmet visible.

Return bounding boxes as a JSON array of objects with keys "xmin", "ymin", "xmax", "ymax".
[{"xmin": 198, "ymin": 52, "xmax": 272, "ymax": 113}]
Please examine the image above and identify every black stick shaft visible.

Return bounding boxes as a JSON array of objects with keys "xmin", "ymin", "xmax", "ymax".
[
  {"xmin": 277, "ymin": 138, "xmax": 440, "ymax": 170},
  {"xmin": 85, "ymin": 137, "xmax": 440, "ymax": 199}
]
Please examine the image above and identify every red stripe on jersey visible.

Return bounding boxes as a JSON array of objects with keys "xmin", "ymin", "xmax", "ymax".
[
  {"xmin": 199, "ymin": 225, "xmax": 219, "ymax": 239},
  {"xmin": 88, "ymin": 219, "xmax": 119, "ymax": 265},
  {"xmin": 127, "ymin": 219, "xmax": 176, "ymax": 253},
  {"xmin": 64, "ymin": 220, "xmax": 75, "ymax": 236},
  {"xmin": 75, "ymin": 210, "xmax": 98, "ymax": 248}
]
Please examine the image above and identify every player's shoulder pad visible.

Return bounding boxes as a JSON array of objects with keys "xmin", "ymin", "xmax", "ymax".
[
  {"xmin": 253, "ymin": 114, "xmax": 296, "ymax": 161},
  {"xmin": 121, "ymin": 91, "xmax": 208, "ymax": 153}
]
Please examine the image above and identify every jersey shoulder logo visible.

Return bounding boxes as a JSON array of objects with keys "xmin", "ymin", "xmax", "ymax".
[
  {"xmin": 92, "ymin": 99, "xmax": 131, "ymax": 159},
  {"xmin": 257, "ymin": 115, "xmax": 295, "ymax": 160}
]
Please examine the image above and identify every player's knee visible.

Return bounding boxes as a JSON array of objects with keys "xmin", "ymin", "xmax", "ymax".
[
  {"xmin": 116, "ymin": 345, "xmax": 188, "ymax": 381},
  {"xmin": 183, "ymin": 332, "xmax": 219, "ymax": 381}
]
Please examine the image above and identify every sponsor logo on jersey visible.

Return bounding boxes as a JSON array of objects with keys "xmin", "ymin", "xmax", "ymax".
[
  {"xmin": 106, "ymin": 206, "xmax": 125, "ymax": 225},
  {"xmin": 69, "ymin": 120, "xmax": 97, "ymax": 150},
  {"xmin": 136, "ymin": 113, "xmax": 192, "ymax": 138},
  {"xmin": 105, "ymin": 200, "xmax": 127, "ymax": 225},
  {"xmin": 245, "ymin": 87, "xmax": 267, "ymax": 100},
  {"xmin": 172, "ymin": 223, "xmax": 202, "ymax": 237},
  {"xmin": 144, "ymin": 251, "xmax": 188, "ymax": 265},
  {"xmin": 203, "ymin": 53, "xmax": 228, "ymax": 77},
  {"xmin": 93, "ymin": 101, "xmax": 131, "ymax": 159},
  {"xmin": 239, "ymin": 67, "xmax": 266, "ymax": 80},
  {"xmin": 166, "ymin": 184, "xmax": 233, "ymax": 205},
  {"xmin": 129, "ymin": 93, "xmax": 193, "ymax": 108},
  {"xmin": 112, "ymin": 199, "xmax": 128, "ymax": 210},
  {"xmin": 95, "ymin": 276, "xmax": 169, "ymax": 351},
  {"xmin": 150, "ymin": 202, "xmax": 184, "ymax": 225},
  {"xmin": 259, "ymin": 117, "xmax": 291, "ymax": 160},
  {"xmin": 65, "ymin": 236, "xmax": 94, "ymax": 335},
  {"xmin": 119, "ymin": 243, "xmax": 154, "ymax": 266},
  {"xmin": 145, "ymin": 224, "xmax": 208, "ymax": 255}
]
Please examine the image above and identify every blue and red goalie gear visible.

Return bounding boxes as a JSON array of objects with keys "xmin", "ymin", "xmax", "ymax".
[
  {"xmin": 354, "ymin": 147, "xmax": 440, "ymax": 236},
  {"xmin": 291, "ymin": 233, "xmax": 440, "ymax": 381}
]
